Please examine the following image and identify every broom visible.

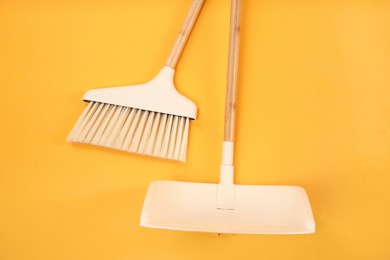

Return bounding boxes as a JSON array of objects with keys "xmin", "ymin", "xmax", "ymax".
[{"xmin": 67, "ymin": 0, "xmax": 204, "ymax": 162}]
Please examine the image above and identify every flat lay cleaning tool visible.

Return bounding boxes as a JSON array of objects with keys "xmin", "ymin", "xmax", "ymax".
[
  {"xmin": 140, "ymin": 0, "xmax": 315, "ymax": 234},
  {"xmin": 67, "ymin": 0, "xmax": 204, "ymax": 162}
]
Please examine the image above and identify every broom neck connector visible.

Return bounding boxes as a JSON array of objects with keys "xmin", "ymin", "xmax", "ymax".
[
  {"xmin": 222, "ymin": 141, "xmax": 234, "ymax": 165},
  {"xmin": 220, "ymin": 141, "xmax": 234, "ymax": 185}
]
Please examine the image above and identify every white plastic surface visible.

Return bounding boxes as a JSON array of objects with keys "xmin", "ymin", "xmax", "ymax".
[
  {"xmin": 222, "ymin": 141, "xmax": 234, "ymax": 165},
  {"xmin": 82, "ymin": 66, "xmax": 197, "ymax": 119},
  {"xmin": 220, "ymin": 141, "xmax": 235, "ymax": 185},
  {"xmin": 219, "ymin": 165, "xmax": 234, "ymax": 185},
  {"xmin": 140, "ymin": 181, "xmax": 315, "ymax": 234},
  {"xmin": 216, "ymin": 183, "xmax": 236, "ymax": 210}
]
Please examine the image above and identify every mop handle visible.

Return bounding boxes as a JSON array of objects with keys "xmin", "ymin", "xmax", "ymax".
[
  {"xmin": 224, "ymin": 0, "xmax": 241, "ymax": 142},
  {"xmin": 165, "ymin": 0, "xmax": 205, "ymax": 69}
]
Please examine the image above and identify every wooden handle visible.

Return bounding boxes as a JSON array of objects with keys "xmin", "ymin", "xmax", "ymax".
[
  {"xmin": 224, "ymin": 0, "xmax": 241, "ymax": 142},
  {"xmin": 165, "ymin": 0, "xmax": 205, "ymax": 68}
]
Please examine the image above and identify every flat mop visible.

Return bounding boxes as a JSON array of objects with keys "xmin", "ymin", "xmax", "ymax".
[{"xmin": 140, "ymin": 0, "xmax": 315, "ymax": 234}]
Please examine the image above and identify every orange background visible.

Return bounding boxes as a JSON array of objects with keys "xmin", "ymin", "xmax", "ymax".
[{"xmin": 1, "ymin": 0, "xmax": 389, "ymax": 259}]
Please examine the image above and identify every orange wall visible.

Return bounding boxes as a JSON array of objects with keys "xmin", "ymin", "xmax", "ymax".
[{"xmin": 0, "ymin": 0, "xmax": 389, "ymax": 259}]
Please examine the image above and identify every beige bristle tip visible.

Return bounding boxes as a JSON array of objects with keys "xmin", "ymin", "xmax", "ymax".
[{"xmin": 67, "ymin": 102, "xmax": 190, "ymax": 162}]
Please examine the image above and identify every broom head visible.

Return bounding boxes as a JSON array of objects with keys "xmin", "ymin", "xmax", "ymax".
[{"xmin": 67, "ymin": 66, "xmax": 197, "ymax": 162}]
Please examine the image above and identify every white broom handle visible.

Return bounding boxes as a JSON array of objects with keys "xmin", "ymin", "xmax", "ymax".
[
  {"xmin": 224, "ymin": 0, "xmax": 241, "ymax": 142},
  {"xmin": 165, "ymin": 0, "xmax": 205, "ymax": 69}
]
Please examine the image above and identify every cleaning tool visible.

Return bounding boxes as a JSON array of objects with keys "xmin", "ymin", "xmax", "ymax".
[
  {"xmin": 140, "ymin": 0, "xmax": 315, "ymax": 234},
  {"xmin": 67, "ymin": 0, "xmax": 205, "ymax": 162}
]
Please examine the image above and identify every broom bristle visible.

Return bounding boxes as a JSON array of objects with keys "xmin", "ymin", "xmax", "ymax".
[{"xmin": 67, "ymin": 101, "xmax": 190, "ymax": 162}]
